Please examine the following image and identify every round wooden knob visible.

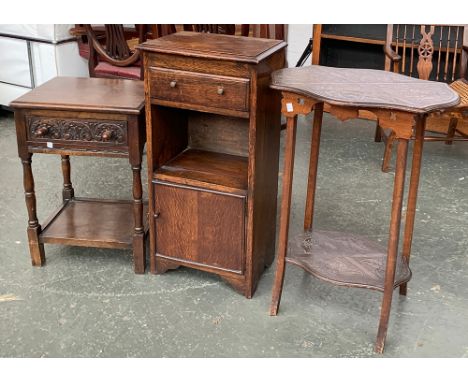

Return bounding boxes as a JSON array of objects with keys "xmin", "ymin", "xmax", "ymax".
[
  {"xmin": 34, "ymin": 126, "xmax": 48, "ymax": 137},
  {"xmin": 170, "ymin": 80, "xmax": 177, "ymax": 88},
  {"xmin": 101, "ymin": 130, "xmax": 113, "ymax": 141},
  {"xmin": 217, "ymin": 86, "xmax": 224, "ymax": 95}
]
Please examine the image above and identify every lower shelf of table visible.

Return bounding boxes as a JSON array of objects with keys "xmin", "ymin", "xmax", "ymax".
[
  {"xmin": 286, "ymin": 230, "xmax": 411, "ymax": 292},
  {"xmin": 39, "ymin": 197, "xmax": 149, "ymax": 249}
]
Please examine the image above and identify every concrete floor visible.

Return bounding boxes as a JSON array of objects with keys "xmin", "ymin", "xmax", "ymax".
[{"xmin": 0, "ymin": 108, "xmax": 467, "ymax": 357}]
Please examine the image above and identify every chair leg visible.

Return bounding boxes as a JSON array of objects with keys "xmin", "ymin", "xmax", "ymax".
[
  {"xmin": 445, "ymin": 117, "xmax": 458, "ymax": 145},
  {"xmin": 381, "ymin": 131, "xmax": 396, "ymax": 172},
  {"xmin": 375, "ymin": 139, "xmax": 409, "ymax": 354},
  {"xmin": 374, "ymin": 122, "xmax": 382, "ymax": 142},
  {"xmin": 270, "ymin": 115, "xmax": 298, "ymax": 316}
]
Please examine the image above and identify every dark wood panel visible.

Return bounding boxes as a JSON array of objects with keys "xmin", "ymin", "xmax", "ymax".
[
  {"xmin": 139, "ymin": 31, "xmax": 286, "ymax": 64},
  {"xmin": 287, "ymin": 230, "xmax": 411, "ymax": 291},
  {"xmin": 188, "ymin": 113, "xmax": 249, "ymax": 157},
  {"xmin": 154, "ymin": 149, "xmax": 248, "ymax": 193},
  {"xmin": 10, "ymin": 77, "xmax": 144, "ymax": 114},
  {"xmin": 40, "ymin": 198, "xmax": 148, "ymax": 249},
  {"xmin": 154, "ymin": 182, "xmax": 245, "ymax": 274},
  {"xmin": 149, "ymin": 67, "xmax": 250, "ymax": 112},
  {"xmin": 146, "ymin": 53, "xmax": 251, "ymax": 78}
]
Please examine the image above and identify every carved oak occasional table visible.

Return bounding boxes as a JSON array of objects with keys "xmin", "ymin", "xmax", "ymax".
[
  {"xmin": 268, "ymin": 66, "xmax": 460, "ymax": 353},
  {"xmin": 11, "ymin": 77, "xmax": 148, "ymax": 273}
]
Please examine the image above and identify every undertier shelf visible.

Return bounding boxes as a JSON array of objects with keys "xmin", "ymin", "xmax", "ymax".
[
  {"xmin": 286, "ymin": 230, "xmax": 411, "ymax": 291},
  {"xmin": 153, "ymin": 148, "xmax": 248, "ymax": 194},
  {"xmin": 40, "ymin": 198, "xmax": 148, "ymax": 249}
]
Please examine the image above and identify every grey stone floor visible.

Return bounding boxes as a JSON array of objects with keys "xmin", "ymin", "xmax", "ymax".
[{"xmin": 0, "ymin": 108, "xmax": 466, "ymax": 357}]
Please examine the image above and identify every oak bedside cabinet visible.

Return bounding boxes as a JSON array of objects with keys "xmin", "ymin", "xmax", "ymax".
[{"xmin": 138, "ymin": 32, "xmax": 286, "ymax": 297}]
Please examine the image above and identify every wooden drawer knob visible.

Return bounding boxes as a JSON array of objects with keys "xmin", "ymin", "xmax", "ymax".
[
  {"xmin": 170, "ymin": 80, "xmax": 177, "ymax": 88},
  {"xmin": 101, "ymin": 130, "xmax": 114, "ymax": 141},
  {"xmin": 217, "ymin": 86, "xmax": 224, "ymax": 95},
  {"xmin": 34, "ymin": 126, "xmax": 48, "ymax": 137}
]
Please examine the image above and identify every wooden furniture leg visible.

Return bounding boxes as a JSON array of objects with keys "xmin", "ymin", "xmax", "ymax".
[
  {"xmin": 61, "ymin": 155, "xmax": 74, "ymax": 201},
  {"xmin": 375, "ymin": 138, "xmax": 409, "ymax": 354},
  {"xmin": 445, "ymin": 117, "xmax": 458, "ymax": 145},
  {"xmin": 131, "ymin": 161, "xmax": 145, "ymax": 274},
  {"xmin": 381, "ymin": 131, "xmax": 396, "ymax": 172},
  {"xmin": 374, "ymin": 123, "xmax": 382, "ymax": 142},
  {"xmin": 399, "ymin": 115, "xmax": 426, "ymax": 296},
  {"xmin": 21, "ymin": 154, "xmax": 45, "ymax": 266},
  {"xmin": 304, "ymin": 103, "xmax": 324, "ymax": 230},
  {"xmin": 270, "ymin": 115, "xmax": 298, "ymax": 316}
]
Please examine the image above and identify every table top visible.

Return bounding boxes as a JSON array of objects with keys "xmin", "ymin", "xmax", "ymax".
[
  {"xmin": 271, "ymin": 66, "xmax": 460, "ymax": 113},
  {"xmin": 10, "ymin": 77, "xmax": 145, "ymax": 115},
  {"xmin": 137, "ymin": 31, "xmax": 286, "ymax": 64}
]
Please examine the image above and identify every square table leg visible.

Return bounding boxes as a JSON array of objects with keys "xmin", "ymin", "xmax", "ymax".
[
  {"xmin": 270, "ymin": 114, "xmax": 298, "ymax": 316},
  {"xmin": 375, "ymin": 138, "xmax": 409, "ymax": 353},
  {"xmin": 400, "ymin": 115, "xmax": 426, "ymax": 296}
]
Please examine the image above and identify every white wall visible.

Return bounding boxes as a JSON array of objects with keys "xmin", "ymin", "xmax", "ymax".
[{"xmin": 286, "ymin": 24, "xmax": 313, "ymax": 67}]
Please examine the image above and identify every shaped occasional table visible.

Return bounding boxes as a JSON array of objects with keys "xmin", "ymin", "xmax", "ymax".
[
  {"xmin": 268, "ymin": 66, "xmax": 460, "ymax": 352},
  {"xmin": 11, "ymin": 77, "xmax": 148, "ymax": 273},
  {"xmin": 138, "ymin": 31, "xmax": 286, "ymax": 297}
]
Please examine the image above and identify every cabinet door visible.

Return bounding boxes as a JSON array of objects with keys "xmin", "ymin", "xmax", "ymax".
[{"xmin": 154, "ymin": 181, "xmax": 245, "ymax": 274}]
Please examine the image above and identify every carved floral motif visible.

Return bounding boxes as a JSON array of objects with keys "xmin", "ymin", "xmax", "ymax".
[{"xmin": 27, "ymin": 116, "xmax": 127, "ymax": 144}]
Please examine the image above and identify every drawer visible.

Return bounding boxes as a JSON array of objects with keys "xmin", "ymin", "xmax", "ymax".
[
  {"xmin": 25, "ymin": 115, "xmax": 128, "ymax": 149},
  {"xmin": 149, "ymin": 67, "xmax": 250, "ymax": 112},
  {"xmin": 153, "ymin": 181, "xmax": 245, "ymax": 274}
]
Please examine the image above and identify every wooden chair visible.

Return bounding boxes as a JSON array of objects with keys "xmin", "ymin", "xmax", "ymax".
[
  {"xmin": 70, "ymin": 25, "xmax": 176, "ymax": 80},
  {"xmin": 182, "ymin": 24, "xmax": 285, "ymax": 40},
  {"xmin": 379, "ymin": 24, "xmax": 468, "ymax": 171}
]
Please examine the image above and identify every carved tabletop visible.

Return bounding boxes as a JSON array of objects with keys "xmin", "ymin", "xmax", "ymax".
[{"xmin": 271, "ymin": 65, "xmax": 460, "ymax": 113}]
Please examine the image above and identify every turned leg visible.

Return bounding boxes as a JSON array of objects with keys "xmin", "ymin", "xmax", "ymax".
[
  {"xmin": 304, "ymin": 103, "xmax": 324, "ymax": 231},
  {"xmin": 61, "ymin": 155, "xmax": 74, "ymax": 201},
  {"xmin": 132, "ymin": 163, "xmax": 145, "ymax": 274},
  {"xmin": 381, "ymin": 131, "xmax": 396, "ymax": 172},
  {"xmin": 445, "ymin": 117, "xmax": 458, "ymax": 145},
  {"xmin": 375, "ymin": 138, "xmax": 409, "ymax": 354},
  {"xmin": 270, "ymin": 115, "xmax": 298, "ymax": 316},
  {"xmin": 21, "ymin": 155, "xmax": 45, "ymax": 266},
  {"xmin": 399, "ymin": 115, "xmax": 426, "ymax": 296},
  {"xmin": 374, "ymin": 122, "xmax": 382, "ymax": 142}
]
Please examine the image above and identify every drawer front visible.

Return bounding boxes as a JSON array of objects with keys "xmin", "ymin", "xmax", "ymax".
[
  {"xmin": 26, "ymin": 115, "xmax": 128, "ymax": 149},
  {"xmin": 149, "ymin": 67, "xmax": 250, "ymax": 112},
  {"xmin": 154, "ymin": 181, "xmax": 245, "ymax": 274}
]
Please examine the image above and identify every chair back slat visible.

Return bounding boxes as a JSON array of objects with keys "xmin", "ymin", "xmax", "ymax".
[
  {"xmin": 401, "ymin": 25, "xmax": 408, "ymax": 73},
  {"xmin": 105, "ymin": 25, "xmax": 131, "ymax": 60},
  {"xmin": 409, "ymin": 25, "xmax": 416, "ymax": 78},
  {"xmin": 417, "ymin": 25, "xmax": 435, "ymax": 80},
  {"xmin": 386, "ymin": 24, "xmax": 466, "ymax": 83}
]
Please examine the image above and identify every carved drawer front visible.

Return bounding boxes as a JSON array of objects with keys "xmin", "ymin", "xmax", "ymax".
[
  {"xmin": 149, "ymin": 67, "xmax": 250, "ymax": 112},
  {"xmin": 26, "ymin": 116, "xmax": 128, "ymax": 148},
  {"xmin": 153, "ymin": 181, "xmax": 246, "ymax": 274}
]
